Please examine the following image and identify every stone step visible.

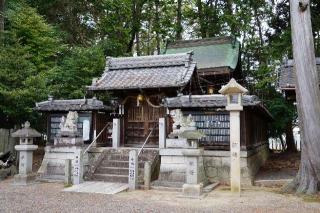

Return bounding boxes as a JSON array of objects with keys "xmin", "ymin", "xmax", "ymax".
[
  {"xmin": 100, "ymin": 160, "xmax": 145, "ymax": 168},
  {"xmin": 46, "ymin": 165, "xmax": 65, "ymax": 176},
  {"xmin": 150, "ymin": 185, "xmax": 182, "ymax": 192},
  {"xmin": 96, "ymin": 166, "xmax": 144, "ymax": 176},
  {"xmin": 152, "ymin": 180, "xmax": 185, "ymax": 188},
  {"xmin": 92, "ymin": 173, "xmax": 128, "ymax": 183},
  {"xmin": 108, "ymin": 154, "xmax": 150, "ymax": 162},
  {"xmin": 38, "ymin": 175, "xmax": 65, "ymax": 182}
]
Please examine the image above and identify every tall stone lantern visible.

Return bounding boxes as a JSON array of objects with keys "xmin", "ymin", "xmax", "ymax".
[
  {"xmin": 219, "ymin": 78, "xmax": 248, "ymax": 193},
  {"xmin": 11, "ymin": 121, "xmax": 41, "ymax": 185}
]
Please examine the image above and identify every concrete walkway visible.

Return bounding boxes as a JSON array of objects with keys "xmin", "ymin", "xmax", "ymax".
[{"xmin": 63, "ymin": 181, "xmax": 128, "ymax": 195}]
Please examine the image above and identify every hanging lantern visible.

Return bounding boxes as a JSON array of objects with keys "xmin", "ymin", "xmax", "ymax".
[
  {"xmin": 137, "ymin": 94, "xmax": 144, "ymax": 106},
  {"xmin": 207, "ymin": 86, "xmax": 214, "ymax": 95}
]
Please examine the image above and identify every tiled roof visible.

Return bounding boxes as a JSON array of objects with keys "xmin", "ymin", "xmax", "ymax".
[
  {"xmin": 279, "ymin": 58, "xmax": 320, "ymax": 90},
  {"xmin": 165, "ymin": 36, "xmax": 240, "ymax": 71},
  {"xmin": 87, "ymin": 52, "xmax": 196, "ymax": 91},
  {"xmin": 165, "ymin": 94, "xmax": 273, "ymax": 119},
  {"xmin": 165, "ymin": 94, "xmax": 260, "ymax": 108},
  {"xmin": 35, "ymin": 98, "xmax": 110, "ymax": 112}
]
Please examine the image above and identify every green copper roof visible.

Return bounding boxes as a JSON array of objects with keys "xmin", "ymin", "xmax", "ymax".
[{"xmin": 164, "ymin": 37, "xmax": 240, "ymax": 70}]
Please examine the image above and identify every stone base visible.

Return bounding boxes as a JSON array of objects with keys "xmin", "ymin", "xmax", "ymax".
[
  {"xmin": 181, "ymin": 183, "xmax": 205, "ymax": 199},
  {"xmin": 14, "ymin": 173, "xmax": 37, "ymax": 185},
  {"xmin": 38, "ymin": 145, "xmax": 84, "ymax": 181},
  {"xmin": 203, "ymin": 144, "xmax": 269, "ymax": 186},
  {"xmin": 54, "ymin": 137, "xmax": 83, "ymax": 146}
]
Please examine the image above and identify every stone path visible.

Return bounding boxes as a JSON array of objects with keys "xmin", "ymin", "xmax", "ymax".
[
  {"xmin": 63, "ymin": 181, "xmax": 128, "ymax": 194},
  {"xmin": 1, "ymin": 178, "xmax": 320, "ymax": 213}
]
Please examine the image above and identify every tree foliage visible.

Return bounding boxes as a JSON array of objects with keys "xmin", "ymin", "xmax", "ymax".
[{"xmin": 0, "ymin": 0, "xmax": 320, "ymax": 141}]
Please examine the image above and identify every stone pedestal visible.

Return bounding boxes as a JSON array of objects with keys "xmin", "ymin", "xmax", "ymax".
[
  {"xmin": 181, "ymin": 148, "xmax": 206, "ymax": 198},
  {"xmin": 14, "ymin": 144, "xmax": 38, "ymax": 185}
]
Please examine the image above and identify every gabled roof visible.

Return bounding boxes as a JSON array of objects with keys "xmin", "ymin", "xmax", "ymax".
[
  {"xmin": 35, "ymin": 98, "xmax": 110, "ymax": 112},
  {"xmin": 164, "ymin": 36, "xmax": 240, "ymax": 71},
  {"xmin": 279, "ymin": 58, "xmax": 320, "ymax": 90},
  {"xmin": 165, "ymin": 94, "xmax": 260, "ymax": 108},
  {"xmin": 165, "ymin": 94, "xmax": 273, "ymax": 120},
  {"xmin": 87, "ymin": 52, "xmax": 196, "ymax": 91}
]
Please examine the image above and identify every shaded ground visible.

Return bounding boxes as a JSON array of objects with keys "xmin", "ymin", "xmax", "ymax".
[
  {"xmin": 1, "ymin": 178, "xmax": 320, "ymax": 213},
  {"xmin": 32, "ymin": 146, "xmax": 45, "ymax": 172},
  {"xmin": 255, "ymin": 152, "xmax": 300, "ymax": 187}
]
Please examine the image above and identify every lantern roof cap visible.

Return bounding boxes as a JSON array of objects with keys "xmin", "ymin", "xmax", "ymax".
[
  {"xmin": 11, "ymin": 121, "xmax": 41, "ymax": 138},
  {"xmin": 218, "ymin": 78, "xmax": 248, "ymax": 95}
]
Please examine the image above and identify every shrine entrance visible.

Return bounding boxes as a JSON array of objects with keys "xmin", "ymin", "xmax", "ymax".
[{"xmin": 124, "ymin": 97, "xmax": 166, "ymax": 147}]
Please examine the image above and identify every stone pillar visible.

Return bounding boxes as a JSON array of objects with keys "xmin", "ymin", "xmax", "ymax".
[
  {"xmin": 73, "ymin": 148, "xmax": 83, "ymax": 185},
  {"xmin": 229, "ymin": 111, "xmax": 241, "ymax": 193},
  {"xmin": 144, "ymin": 161, "xmax": 151, "ymax": 190},
  {"xmin": 218, "ymin": 78, "xmax": 247, "ymax": 194},
  {"xmin": 182, "ymin": 148, "xmax": 205, "ymax": 198},
  {"xmin": 159, "ymin": 118, "xmax": 166, "ymax": 149},
  {"xmin": 64, "ymin": 159, "xmax": 72, "ymax": 185},
  {"xmin": 128, "ymin": 150, "xmax": 138, "ymax": 190},
  {"xmin": 112, "ymin": 118, "xmax": 120, "ymax": 148}
]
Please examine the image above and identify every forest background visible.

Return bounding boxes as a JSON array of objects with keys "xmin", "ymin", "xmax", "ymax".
[{"xmin": 0, "ymin": 0, "xmax": 320, "ymax": 148}]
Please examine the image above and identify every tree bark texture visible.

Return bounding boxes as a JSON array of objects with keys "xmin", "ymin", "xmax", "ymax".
[
  {"xmin": 289, "ymin": 0, "xmax": 320, "ymax": 194},
  {"xmin": 0, "ymin": 0, "xmax": 5, "ymax": 32},
  {"xmin": 285, "ymin": 121, "xmax": 297, "ymax": 152},
  {"xmin": 155, "ymin": 0, "xmax": 161, "ymax": 54},
  {"xmin": 175, "ymin": 0, "xmax": 183, "ymax": 40},
  {"xmin": 196, "ymin": 0, "xmax": 206, "ymax": 38}
]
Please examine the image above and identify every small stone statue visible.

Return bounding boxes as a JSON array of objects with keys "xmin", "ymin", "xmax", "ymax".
[
  {"xmin": 59, "ymin": 111, "xmax": 79, "ymax": 136},
  {"xmin": 181, "ymin": 114, "xmax": 196, "ymax": 129},
  {"xmin": 169, "ymin": 109, "xmax": 197, "ymax": 138}
]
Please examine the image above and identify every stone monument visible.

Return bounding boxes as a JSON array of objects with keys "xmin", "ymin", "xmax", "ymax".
[
  {"xmin": 11, "ymin": 121, "xmax": 41, "ymax": 185},
  {"xmin": 54, "ymin": 111, "xmax": 83, "ymax": 146},
  {"xmin": 219, "ymin": 78, "xmax": 248, "ymax": 193},
  {"xmin": 154, "ymin": 111, "xmax": 207, "ymax": 196},
  {"xmin": 38, "ymin": 111, "xmax": 84, "ymax": 183}
]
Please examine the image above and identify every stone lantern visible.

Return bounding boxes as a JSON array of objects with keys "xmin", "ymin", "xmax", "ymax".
[
  {"xmin": 179, "ymin": 117, "xmax": 207, "ymax": 198},
  {"xmin": 219, "ymin": 78, "xmax": 248, "ymax": 193},
  {"xmin": 11, "ymin": 121, "xmax": 41, "ymax": 185}
]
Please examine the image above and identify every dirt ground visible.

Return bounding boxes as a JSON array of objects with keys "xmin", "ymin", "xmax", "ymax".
[{"xmin": 0, "ymin": 178, "xmax": 320, "ymax": 213}]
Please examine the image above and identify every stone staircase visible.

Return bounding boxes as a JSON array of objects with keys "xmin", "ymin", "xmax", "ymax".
[{"xmin": 86, "ymin": 148, "xmax": 159, "ymax": 184}]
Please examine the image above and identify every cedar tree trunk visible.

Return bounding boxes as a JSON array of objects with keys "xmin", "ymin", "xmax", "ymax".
[
  {"xmin": 175, "ymin": 0, "xmax": 183, "ymax": 40},
  {"xmin": 288, "ymin": 0, "xmax": 320, "ymax": 194},
  {"xmin": 285, "ymin": 121, "xmax": 297, "ymax": 152},
  {"xmin": 0, "ymin": 0, "xmax": 4, "ymax": 32}
]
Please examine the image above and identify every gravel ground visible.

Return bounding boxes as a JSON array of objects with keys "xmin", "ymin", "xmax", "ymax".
[{"xmin": 0, "ymin": 178, "xmax": 319, "ymax": 213}]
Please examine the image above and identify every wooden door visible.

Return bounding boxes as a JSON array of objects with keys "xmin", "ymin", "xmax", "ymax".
[{"xmin": 125, "ymin": 97, "xmax": 166, "ymax": 147}]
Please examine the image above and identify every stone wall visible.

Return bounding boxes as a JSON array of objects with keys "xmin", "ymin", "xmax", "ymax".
[{"xmin": 203, "ymin": 144, "xmax": 269, "ymax": 185}]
